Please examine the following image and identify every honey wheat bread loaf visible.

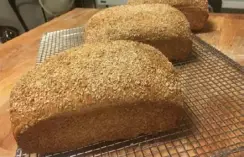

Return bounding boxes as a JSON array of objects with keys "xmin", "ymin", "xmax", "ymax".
[
  {"xmin": 127, "ymin": 0, "xmax": 209, "ymax": 31},
  {"xmin": 84, "ymin": 4, "xmax": 192, "ymax": 61},
  {"xmin": 10, "ymin": 40, "xmax": 183, "ymax": 154}
]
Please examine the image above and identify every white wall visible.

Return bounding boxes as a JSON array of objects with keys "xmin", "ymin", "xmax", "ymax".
[{"xmin": 223, "ymin": 0, "xmax": 244, "ymax": 8}]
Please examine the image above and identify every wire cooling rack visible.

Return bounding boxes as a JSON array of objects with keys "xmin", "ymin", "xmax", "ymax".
[{"xmin": 16, "ymin": 28, "xmax": 244, "ymax": 157}]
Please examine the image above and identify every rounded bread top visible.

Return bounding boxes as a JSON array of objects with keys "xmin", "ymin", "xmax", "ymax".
[
  {"xmin": 127, "ymin": 0, "xmax": 208, "ymax": 10},
  {"xmin": 84, "ymin": 4, "xmax": 191, "ymax": 42}
]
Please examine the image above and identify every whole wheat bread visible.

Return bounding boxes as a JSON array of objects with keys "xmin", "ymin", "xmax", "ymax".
[
  {"xmin": 10, "ymin": 40, "xmax": 183, "ymax": 154},
  {"xmin": 84, "ymin": 4, "xmax": 192, "ymax": 61}
]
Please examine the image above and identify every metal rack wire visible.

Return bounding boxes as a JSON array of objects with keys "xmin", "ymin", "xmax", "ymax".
[{"xmin": 16, "ymin": 28, "xmax": 244, "ymax": 157}]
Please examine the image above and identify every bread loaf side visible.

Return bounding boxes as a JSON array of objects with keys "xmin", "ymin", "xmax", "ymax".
[{"xmin": 10, "ymin": 40, "xmax": 183, "ymax": 153}]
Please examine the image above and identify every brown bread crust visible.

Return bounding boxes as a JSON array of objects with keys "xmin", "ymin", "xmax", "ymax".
[
  {"xmin": 84, "ymin": 4, "xmax": 192, "ymax": 61},
  {"xmin": 127, "ymin": 0, "xmax": 209, "ymax": 31},
  {"xmin": 10, "ymin": 40, "xmax": 183, "ymax": 153}
]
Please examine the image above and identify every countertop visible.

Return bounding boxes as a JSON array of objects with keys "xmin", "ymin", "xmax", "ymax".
[{"xmin": 0, "ymin": 8, "xmax": 244, "ymax": 157}]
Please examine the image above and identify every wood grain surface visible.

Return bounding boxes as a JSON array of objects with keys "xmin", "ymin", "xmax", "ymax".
[{"xmin": 0, "ymin": 8, "xmax": 243, "ymax": 157}]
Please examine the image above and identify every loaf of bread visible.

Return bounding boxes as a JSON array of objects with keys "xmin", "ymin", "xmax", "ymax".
[
  {"xmin": 84, "ymin": 4, "xmax": 192, "ymax": 61},
  {"xmin": 10, "ymin": 40, "xmax": 183, "ymax": 154},
  {"xmin": 127, "ymin": 0, "xmax": 209, "ymax": 31}
]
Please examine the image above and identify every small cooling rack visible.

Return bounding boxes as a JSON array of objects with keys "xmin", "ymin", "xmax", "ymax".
[{"xmin": 16, "ymin": 27, "xmax": 244, "ymax": 157}]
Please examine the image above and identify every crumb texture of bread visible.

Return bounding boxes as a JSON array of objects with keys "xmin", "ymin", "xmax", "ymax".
[
  {"xmin": 84, "ymin": 4, "xmax": 192, "ymax": 61},
  {"xmin": 10, "ymin": 40, "xmax": 183, "ymax": 154},
  {"xmin": 127, "ymin": 0, "xmax": 209, "ymax": 30}
]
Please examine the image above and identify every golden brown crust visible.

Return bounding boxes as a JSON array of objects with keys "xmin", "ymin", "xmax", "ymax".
[
  {"xmin": 127, "ymin": 0, "xmax": 209, "ymax": 30},
  {"xmin": 10, "ymin": 40, "xmax": 183, "ymax": 153},
  {"xmin": 84, "ymin": 4, "xmax": 192, "ymax": 61},
  {"xmin": 84, "ymin": 4, "xmax": 190, "ymax": 41}
]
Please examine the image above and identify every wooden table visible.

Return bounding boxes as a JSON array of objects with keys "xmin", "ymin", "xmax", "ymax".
[{"xmin": 0, "ymin": 8, "xmax": 244, "ymax": 157}]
